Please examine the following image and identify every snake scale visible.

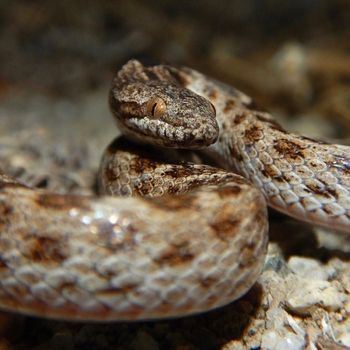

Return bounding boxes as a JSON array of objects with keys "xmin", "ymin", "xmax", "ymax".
[{"xmin": 0, "ymin": 60, "xmax": 349, "ymax": 321}]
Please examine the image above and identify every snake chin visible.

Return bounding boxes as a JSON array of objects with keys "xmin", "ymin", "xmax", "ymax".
[{"xmin": 121, "ymin": 116, "xmax": 218, "ymax": 149}]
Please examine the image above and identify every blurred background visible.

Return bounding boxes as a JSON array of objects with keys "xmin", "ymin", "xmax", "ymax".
[
  {"xmin": 1, "ymin": 0, "xmax": 350, "ymax": 126},
  {"xmin": 1, "ymin": 0, "xmax": 350, "ymax": 193},
  {"xmin": 0, "ymin": 1, "xmax": 349, "ymax": 349}
]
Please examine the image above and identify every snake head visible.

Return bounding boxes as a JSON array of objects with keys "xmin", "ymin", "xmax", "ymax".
[{"xmin": 109, "ymin": 60, "xmax": 219, "ymax": 149}]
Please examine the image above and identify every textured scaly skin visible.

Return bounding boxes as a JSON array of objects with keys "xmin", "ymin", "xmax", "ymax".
[
  {"xmin": 0, "ymin": 59, "xmax": 348, "ymax": 321},
  {"xmin": 173, "ymin": 66, "xmax": 350, "ymax": 232}
]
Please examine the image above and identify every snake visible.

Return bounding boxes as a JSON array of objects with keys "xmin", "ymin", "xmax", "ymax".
[{"xmin": 0, "ymin": 60, "xmax": 349, "ymax": 322}]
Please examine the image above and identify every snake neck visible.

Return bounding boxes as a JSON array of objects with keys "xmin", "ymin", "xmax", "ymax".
[
  {"xmin": 180, "ymin": 68, "xmax": 281, "ymax": 170},
  {"xmin": 181, "ymin": 67, "xmax": 350, "ymax": 232}
]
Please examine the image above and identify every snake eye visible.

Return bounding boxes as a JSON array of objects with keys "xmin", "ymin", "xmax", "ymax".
[{"xmin": 146, "ymin": 97, "xmax": 166, "ymax": 118}]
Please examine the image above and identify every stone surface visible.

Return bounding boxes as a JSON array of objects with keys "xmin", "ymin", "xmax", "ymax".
[
  {"xmin": 287, "ymin": 256, "xmax": 335, "ymax": 281},
  {"xmin": 286, "ymin": 276, "xmax": 346, "ymax": 315}
]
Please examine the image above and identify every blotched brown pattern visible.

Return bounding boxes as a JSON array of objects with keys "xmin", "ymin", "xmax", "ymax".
[{"xmin": 0, "ymin": 59, "xmax": 349, "ymax": 321}]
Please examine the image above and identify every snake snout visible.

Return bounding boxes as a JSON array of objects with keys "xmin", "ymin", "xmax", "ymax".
[
  {"xmin": 180, "ymin": 119, "xmax": 219, "ymax": 149},
  {"xmin": 173, "ymin": 97, "xmax": 219, "ymax": 149}
]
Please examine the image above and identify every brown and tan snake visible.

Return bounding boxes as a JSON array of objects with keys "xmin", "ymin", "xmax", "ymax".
[{"xmin": 0, "ymin": 60, "xmax": 349, "ymax": 321}]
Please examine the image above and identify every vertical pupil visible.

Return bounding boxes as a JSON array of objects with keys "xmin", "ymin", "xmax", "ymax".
[{"xmin": 151, "ymin": 103, "xmax": 157, "ymax": 115}]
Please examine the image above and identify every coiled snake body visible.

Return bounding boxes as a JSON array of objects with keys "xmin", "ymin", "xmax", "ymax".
[{"xmin": 0, "ymin": 60, "xmax": 349, "ymax": 321}]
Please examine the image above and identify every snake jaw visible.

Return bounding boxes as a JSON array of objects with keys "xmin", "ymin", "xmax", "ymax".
[{"xmin": 119, "ymin": 116, "xmax": 218, "ymax": 149}]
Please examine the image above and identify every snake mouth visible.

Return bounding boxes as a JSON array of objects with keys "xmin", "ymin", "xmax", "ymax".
[{"xmin": 122, "ymin": 117, "xmax": 218, "ymax": 149}]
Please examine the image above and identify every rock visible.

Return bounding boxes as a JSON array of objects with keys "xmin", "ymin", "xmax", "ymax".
[
  {"xmin": 287, "ymin": 257, "xmax": 335, "ymax": 281},
  {"xmin": 338, "ymin": 333, "xmax": 350, "ymax": 348},
  {"xmin": 286, "ymin": 276, "xmax": 346, "ymax": 315},
  {"xmin": 261, "ymin": 329, "xmax": 305, "ymax": 350}
]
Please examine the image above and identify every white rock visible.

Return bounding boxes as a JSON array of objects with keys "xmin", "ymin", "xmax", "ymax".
[
  {"xmin": 261, "ymin": 330, "xmax": 305, "ymax": 350},
  {"xmin": 338, "ymin": 333, "xmax": 350, "ymax": 347},
  {"xmin": 287, "ymin": 257, "xmax": 335, "ymax": 280},
  {"xmin": 286, "ymin": 276, "xmax": 346, "ymax": 314}
]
